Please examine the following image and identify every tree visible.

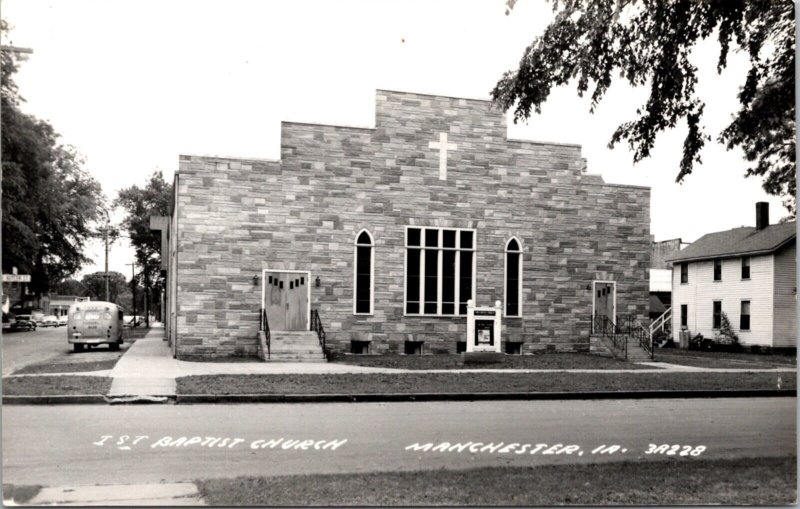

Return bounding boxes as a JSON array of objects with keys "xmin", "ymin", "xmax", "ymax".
[
  {"xmin": 50, "ymin": 278, "xmax": 88, "ymax": 297},
  {"xmin": 1, "ymin": 20, "xmax": 106, "ymax": 294},
  {"xmin": 81, "ymin": 271, "xmax": 128, "ymax": 303},
  {"xmin": 493, "ymin": 0, "xmax": 796, "ymax": 214},
  {"xmin": 115, "ymin": 170, "xmax": 172, "ymax": 324}
]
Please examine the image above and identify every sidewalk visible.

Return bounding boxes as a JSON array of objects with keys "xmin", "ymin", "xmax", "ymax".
[{"xmin": 105, "ymin": 327, "xmax": 795, "ymax": 398}]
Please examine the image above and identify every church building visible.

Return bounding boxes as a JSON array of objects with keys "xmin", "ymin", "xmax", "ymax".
[{"xmin": 162, "ymin": 90, "xmax": 650, "ymax": 360}]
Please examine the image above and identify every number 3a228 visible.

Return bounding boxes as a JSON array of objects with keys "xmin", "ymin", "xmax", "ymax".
[{"xmin": 645, "ymin": 444, "xmax": 706, "ymax": 456}]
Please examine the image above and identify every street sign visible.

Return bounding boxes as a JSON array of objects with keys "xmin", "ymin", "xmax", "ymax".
[{"xmin": 3, "ymin": 274, "xmax": 31, "ymax": 283}]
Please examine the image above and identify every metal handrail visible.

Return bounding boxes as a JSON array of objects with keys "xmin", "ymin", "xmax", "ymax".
[
  {"xmin": 311, "ymin": 309, "xmax": 326, "ymax": 353},
  {"xmin": 259, "ymin": 308, "xmax": 270, "ymax": 360},
  {"xmin": 636, "ymin": 321, "xmax": 654, "ymax": 360},
  {"xmin": 593, "ymin": 313, "xmax": 627, "ymax": 360}
]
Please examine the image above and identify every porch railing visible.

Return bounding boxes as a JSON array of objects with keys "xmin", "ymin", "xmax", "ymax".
[
  {"xmin": 259, "ymin": 308, "xmax": 270, "ymax": 360},
  {"xmin": 650, "ymin": 307, "xmax": 672, "ymax": 336},
  {"xmin": 311, "ymin": 309, "xmax": 326, "ymax": 354},
  {"xmin": 616, "ymin": 313, "xmax": 654, "ymax": 361},
  {"xmin": 592, "ymin": 313, "xmax": 627, "ymax": 360}
]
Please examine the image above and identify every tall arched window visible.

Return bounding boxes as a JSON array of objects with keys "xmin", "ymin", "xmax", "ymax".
[
  {"xmin": 354, "ymin": 230, "xmax": 374, "ymax": 314},
  {"xmin": 505, "ymin": 237, "xmax": 522, "ymax": 317}
]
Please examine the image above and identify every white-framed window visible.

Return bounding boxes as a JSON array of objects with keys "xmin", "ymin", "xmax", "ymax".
[
  {"xmin": 504, "ymin": 237, "xmax": 522, "ymax": 317},
  {"xmin": 404, "ymin": 226, "xmax": 476, "ymax": 316},
  {"xmin": 353, "ymin": 229, "xmax": 374, "ymax": 315}
]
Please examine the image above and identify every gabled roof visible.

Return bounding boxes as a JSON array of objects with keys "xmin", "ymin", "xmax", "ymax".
[{"xmin": 666, "ymin": 221, "xmax": 796, "ymax": 263}]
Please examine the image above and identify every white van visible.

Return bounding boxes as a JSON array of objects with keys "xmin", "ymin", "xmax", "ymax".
[{"xmin": 67, "ymin": 301, "xmax": 124, "ymax": 352}]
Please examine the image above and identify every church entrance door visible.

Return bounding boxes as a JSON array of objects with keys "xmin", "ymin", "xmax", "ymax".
[
  {"xmin": 592, "ymin": 281, "xmax": 616, "ymax": 333},
  {"xmin": 263, "ymin": 270, "xmax": 310, "ymax": 331}
]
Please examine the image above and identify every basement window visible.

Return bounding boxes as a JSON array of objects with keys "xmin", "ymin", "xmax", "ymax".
[
  {"xmin": 456, "ymin": 341, "xmax": 467, "ymax": 354},
  {"xmin": 404, "ymin": 341, "xmax": 424, "ymax": 355},
  {"xmin": 504, "ymin": 342, "xmax": 522, "ymax": 355},
  {"xmin": 350, "ymin": 340, "xmax": 370, "ymax": 355}
]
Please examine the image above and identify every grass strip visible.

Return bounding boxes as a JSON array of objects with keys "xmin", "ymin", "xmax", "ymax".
[
  {"xmin": 331, "ymin": 353, "xmax": 652, "ymax": 370},
  {"xmin": 12, "ymin": 359, "xmax": 118, "ymax": 375},
  {"xmin": 2, "ymin": 484, "xmax": 42, "ymax": 504},
  {"xmin": 655, "ymin": 349, "xmax": 796, "ymax": 368},
  {"xmin": 2, "ymin": 376, "xmax": 112, "ymax": 396},
  {"xmin": 195, "ymin": 455, "xmax": 796, "ymax": 506},
  {"xmin": 177, "ymin": 371, "xmax": 794, "ymax": 395}
]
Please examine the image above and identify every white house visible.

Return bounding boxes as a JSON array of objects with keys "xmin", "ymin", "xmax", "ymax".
[{"xmin": 666, "ymin": 203, "xmax": 796, "ymax": 349}]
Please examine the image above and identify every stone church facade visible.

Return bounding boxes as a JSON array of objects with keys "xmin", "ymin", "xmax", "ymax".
[{"xmin": 164, "ymin": 90, "xmax": 650, "ymax": 360}]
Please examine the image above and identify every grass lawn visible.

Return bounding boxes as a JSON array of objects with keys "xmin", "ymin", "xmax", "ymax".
[
  {"xmin": 12, "ymin": 359, "xmax": 119, "ymax": 375},
  {"xmin": 177, "ymin": 371, "xmax": 795, "ymax": 395},
  {"xmin": 331, "ymin": 352, "xmax": 652, "ymax": 370},
  {"xmin": 655, "ymin": 348, "xmax": 797, "ymax": 369},
  {"xmin": 2, "ymin": 484, "xmax": 42, "ymax": 505},
  {"xmin": 2, "ymin": 375, "xmax": 112, "ymax": 396},
  {"xmin": 195, "ymin": 455, "xmax": 796, "ymax": 506}
]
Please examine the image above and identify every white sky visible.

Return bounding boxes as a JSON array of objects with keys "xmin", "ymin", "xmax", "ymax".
[{"xmin": 2, "ymin": 0, "xmax": 789, "ymax": 280}]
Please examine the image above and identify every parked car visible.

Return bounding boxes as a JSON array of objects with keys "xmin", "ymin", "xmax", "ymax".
[
  {"xmin": 123, "ymin": 316, "xmax": 143, "ymax": 328},
  {"xmin": 11, "ymin": 314, "xmax": 36, "ymax": 331},
  {"xmin": 57, "ymin": 315, "xmax": 69, "ymax": 326},
  {"xmin": 30, "ymin": 311, "xmax": 45, "ymax": 326},
  {"xmin": 40, "ymin": 315, "xmax": 59, "ymax": 327}
]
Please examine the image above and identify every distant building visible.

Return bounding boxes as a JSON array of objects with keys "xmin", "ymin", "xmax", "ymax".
[
  {"xmin": 667, "ymin": 202, "xmax": 796, "ymax": 348},
  {"xmin": 648, "ymin": 238, "xmax": 690, "ymax": 322}
]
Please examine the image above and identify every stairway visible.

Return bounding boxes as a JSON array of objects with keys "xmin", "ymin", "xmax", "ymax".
[
  {"xmin": 265, "ymin": 331, "xmax": 326, "ymax": 362},
  {"xmin": 590, "ymin": 333, "xmax": 652, "ymax": 362},
  {"xmin": 625, "ymin": 335, "xmax": 652, "ymax": 362}
]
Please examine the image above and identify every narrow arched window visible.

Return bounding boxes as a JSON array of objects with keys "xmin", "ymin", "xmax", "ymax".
[
  {"xmin": 505, "ymin": 237, "xmax": 522, "ymax": 317},
  {"xmin": 354, "ymin": 230, "xmax": 374, "ymax": 314}
]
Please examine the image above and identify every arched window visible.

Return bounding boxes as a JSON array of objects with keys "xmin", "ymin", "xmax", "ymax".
[
  {"xmin": 354, "ymin": 230, "xmax": 374, "ymax": 314},
  {"xmin": 505, "ymin": 237, "xmax": 522, "ymax": 317}
]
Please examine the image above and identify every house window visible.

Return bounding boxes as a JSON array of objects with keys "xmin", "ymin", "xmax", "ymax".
[
  {"xmin": 741, "ymin": 257, "xmax": 751, "ymax": 279},
  {"xmin": 505, "ymin": 237, "xmax": 522, "ymax": 317},
  {"xmin": 740, "ymin": 301, "xmax": 751, "ymax": 330},
  {"xmin": 713, "ymin": 259, "xmax": 722, "ymax": 281},
  {"xmin": 712, "ymin": 301, "xmax": 722, "ymax": 329},
  {"xmin": 405, "ymin": 227, "xmax": 475, "ymax": 316},
  {"xmin": 680, "ymin": 304, "xmax": 688, "ymax": 328},
  {"xmin": 354, "ymin": 230, "xmax": 374, "ymax": 314},
  {"xmin": 680, "ymin": 263, "xmax": 688, "ymax": 284}
]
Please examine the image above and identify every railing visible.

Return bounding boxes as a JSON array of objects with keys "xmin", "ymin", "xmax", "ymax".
[
  {"xmin": 259, "ymin": 308, "xmax": 270, "ymax": 360},
  {"xmin": 593, "ymin": 313, "xmax": 627, "ymax": 360},
  {"xmin": 311, "ymin": 309, "xmax": 326, "ymax": 353},
  {"xmin": 635, "ymin": 321, "xmax": 654, "ymax": 360},
  {"xmin": 650, "ymin": 307, "xmax": 672, "ymax": 336}
]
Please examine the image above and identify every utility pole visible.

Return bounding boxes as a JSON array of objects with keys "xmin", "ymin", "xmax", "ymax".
[
  {"xmin": 103, "ymin": 213, "xmax": 110, "ymax": 302},
  {"xmin": 126, "ymin": 261, "xmax": 137, "ymax": 327}
]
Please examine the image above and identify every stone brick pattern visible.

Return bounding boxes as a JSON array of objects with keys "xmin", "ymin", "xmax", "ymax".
[{"xmin": 172, "ymin": 90, "xmax": 650, "ymax": 359}]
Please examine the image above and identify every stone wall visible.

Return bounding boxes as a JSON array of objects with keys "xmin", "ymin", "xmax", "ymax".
[{"xmin": 172, "ymin": 90, "xmax": 650, "ymax": 359}]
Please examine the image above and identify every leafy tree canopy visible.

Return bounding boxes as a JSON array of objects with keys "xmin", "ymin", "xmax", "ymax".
[
  {"xmin": 114, "ymin": 170, "xmax": 172, "ymax": 293},
  {"xmin": 493, "ymin": 0, "xmax": 796, "ymax": 214},
  {"xmin": 81, "ymin": 271, "xmax": 128, "ymax": 303},
  {"xmin": 1, "ymin": 20, "xmax": 106, "ymax": 293}
]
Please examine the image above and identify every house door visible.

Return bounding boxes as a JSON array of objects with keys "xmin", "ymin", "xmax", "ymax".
[
  {"xmin": 593, "ymin": 281, "xmax": 616, "ymax": 332},
  {"xmin": 263, "ymin": 271, "xmax": 309, "ymax": 331}
]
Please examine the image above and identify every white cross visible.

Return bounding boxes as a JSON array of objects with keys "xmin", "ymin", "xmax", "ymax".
[{"xmin": 428, "ymin": 132, "xmax": 457, "ymax": 181}]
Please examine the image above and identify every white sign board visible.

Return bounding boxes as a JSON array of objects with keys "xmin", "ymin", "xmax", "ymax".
[
  {"xmin": 3, "ymin": 274, "xmax": 31, "ymax": 283},
  {"xmin": 466, "ymin": 299, "xmax": 502, "ymax": 353}
]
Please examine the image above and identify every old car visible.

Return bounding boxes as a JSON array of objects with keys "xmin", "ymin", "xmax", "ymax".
[
  {"xmin": 10, "ymin": 314, "xmax": 36, "ymax": 331},
  {"xmin": 40, "ymin": 315, "xmax": 59, "ymax": 327}
]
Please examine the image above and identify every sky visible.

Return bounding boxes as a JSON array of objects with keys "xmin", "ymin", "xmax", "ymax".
[{"xmin": 2, "ymin": 0, "xmax": 789, "ymax": 281}]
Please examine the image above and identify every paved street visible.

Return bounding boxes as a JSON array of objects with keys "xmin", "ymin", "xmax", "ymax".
[
  {"xmin": 2, "ymin": 326, "xmax": 67, "ymax": 376},
  {"xmin": 3, "ymin": 397, "xmax": 795, "ymax": 486}
]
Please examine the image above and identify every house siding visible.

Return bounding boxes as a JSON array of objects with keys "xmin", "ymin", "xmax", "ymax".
[
  {"xmin": 672, "ymin": 255, "xmax": 774, "ymax": 345},
  {"xmin": 772, "ymin": 240, "xmax": 797, "ymax": 348}
]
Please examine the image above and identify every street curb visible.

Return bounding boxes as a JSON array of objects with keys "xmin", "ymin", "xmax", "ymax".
[
  {"xmin": 4, "ymin": 389, "xmax": 795, "ymax": 405},
  {"xmin": 2, "ymin": 394, "xmax": 107, "ymax": 405},
  {"xmin": 175, "ymin": 389, "xmax": 797, "ymax": 404}
]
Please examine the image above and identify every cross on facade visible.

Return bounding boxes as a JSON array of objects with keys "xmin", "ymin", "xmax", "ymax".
[{"xmin": 428, "ymin": 132, "xmax": 457, "ymax": 180}]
